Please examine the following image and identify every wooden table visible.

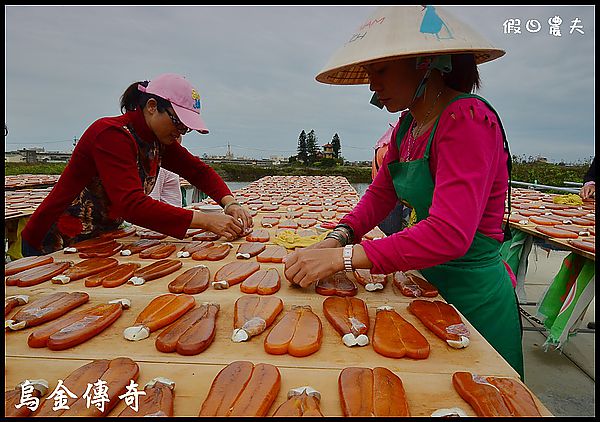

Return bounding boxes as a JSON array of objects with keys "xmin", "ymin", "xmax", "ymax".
[
  {"xmin": 5, "ymin": 178, "xmax": 553, "ymax": 416},
  {"xmin": 508, "ymin": 221, "xmax": 595, "ymax": 262},
  {"xmin": 5, "ymin": 233, "xmax": 552, "ymax": 416}
]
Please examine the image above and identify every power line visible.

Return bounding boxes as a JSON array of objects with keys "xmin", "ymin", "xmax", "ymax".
[{"xmin": 340, "ymin": 144, "xmax": 373, "ymax": 151}]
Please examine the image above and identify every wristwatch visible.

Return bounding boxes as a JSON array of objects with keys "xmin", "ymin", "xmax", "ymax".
[{"xmin": 343, "ymin": 244, "xmax": 354, "ymax": 273}]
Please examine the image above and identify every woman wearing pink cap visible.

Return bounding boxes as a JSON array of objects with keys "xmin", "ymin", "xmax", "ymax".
[{"xmin": 21, "ymin": 73, "xmax": 252, "ymax": 255}]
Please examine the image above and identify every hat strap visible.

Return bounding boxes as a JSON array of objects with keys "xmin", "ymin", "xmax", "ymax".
[{"xmin": 412, "ymin": 68, "xmax": 432, "ymax": 101}]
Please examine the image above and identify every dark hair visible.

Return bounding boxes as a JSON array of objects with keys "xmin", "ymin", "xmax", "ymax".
[
  {"xmin": 442, "ymin": 54, "xmax": 481, "ymax": 93},
  {"xmin": 120, "ymin": 81, "xmax": 172, "ymax": 114}
]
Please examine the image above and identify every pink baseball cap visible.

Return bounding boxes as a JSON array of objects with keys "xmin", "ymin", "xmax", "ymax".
[{"xmin": 138, "ymin": 73, "xmax": 209, "ymax": 134}]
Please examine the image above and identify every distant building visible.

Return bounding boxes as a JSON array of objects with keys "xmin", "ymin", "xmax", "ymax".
[
  {"xmin": 269, "ymin": 155, "xmax": 286, "ymax": 165},
  {"xmin": 225, "ymin": 142, "xmax": 234, "ymax": 159},
  {"xmin": 322, "ymin": 143, "xmax": 334, "ymax": 159},
  {"xmin": 202, "ymin": 157, "xmax": 277, "ymax": 166},
  {"xmin": 4, "ymin": 147, "xmax": 71, "ymax": 164},
  {"xmin": 346, "ymin": 160, "xmax": 371, "ymax": 167},
  {"xmin": 5, "ymin": 151, "xmax": 26, "ymax": 163}
]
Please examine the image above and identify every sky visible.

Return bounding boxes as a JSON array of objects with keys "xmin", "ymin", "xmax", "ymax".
[{"xmin": 4, "ymin": 5, "xmax": 595, "ymax": 164}]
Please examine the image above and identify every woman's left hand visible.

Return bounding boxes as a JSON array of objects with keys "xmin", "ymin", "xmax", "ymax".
[
  {"xmin": 224, "ymin": 204, "xmax": 253, "ymax": 231},
  {"xmin": 579, "ymin": 183, "xmax": 595, "ymax": 199},
  {"xmin": 283, "ymin": 248, "xmax": 344, "ymax": 288}
]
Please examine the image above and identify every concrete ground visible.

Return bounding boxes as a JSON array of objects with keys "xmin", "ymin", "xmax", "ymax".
[{"xmin": 519, "ymin": 246, "xmax": 595, "ymax": 417}]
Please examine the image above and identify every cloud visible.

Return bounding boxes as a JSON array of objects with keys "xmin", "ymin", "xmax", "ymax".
[{"xmin": 5, "ymin": 5, "xmax": 594, "ymax": 163}]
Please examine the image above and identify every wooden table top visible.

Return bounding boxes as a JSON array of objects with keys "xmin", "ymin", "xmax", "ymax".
[
  {"xmin": 4, "ymin": 178, "xmax": 555, "ymax": 416},
  {"xmin": 5, "ymin": 239, "xmax": 552, "ymax": 416}
]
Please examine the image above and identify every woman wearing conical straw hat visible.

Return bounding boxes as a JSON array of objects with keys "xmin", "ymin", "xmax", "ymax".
[{"xmin": 283, "ymin": 6, "xmax": 524, "ymax": 378}]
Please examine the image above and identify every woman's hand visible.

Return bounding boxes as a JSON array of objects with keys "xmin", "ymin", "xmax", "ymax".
[
  {"xmin": 283, "ymin": 247, "xmax": 344, "ymax": 288},
  {"xmin": 579, "ymin": 183, "xmax": 595, "ymax": 199},
  {"xmin": 224, "ymin": 203, "xmax": 253, "ymax": 231},
  {"xmin": 191, "ymin": 211, "xmax": 244, "ymax": 241},
  {"xmin": 304, "ymin": 237, "xmax": 342, "ymax": 250}
]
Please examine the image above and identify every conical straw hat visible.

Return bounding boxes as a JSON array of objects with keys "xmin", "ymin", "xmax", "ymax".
[{"xmin": 316, "ymin": 5, "xmax": 505, "ymax": 85}]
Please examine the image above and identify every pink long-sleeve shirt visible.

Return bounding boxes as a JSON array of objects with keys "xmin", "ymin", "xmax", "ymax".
[{"xmin": 341, "ymin": 97, "xmax": 510, "ymax": 275}]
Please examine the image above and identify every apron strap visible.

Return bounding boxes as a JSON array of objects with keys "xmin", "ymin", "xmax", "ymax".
[
  {"xmin": 394, "ymin": 113, "xmax": 414, "ymax": 150},
  {"xmin": 423, "ymin": 93, "xmax": 513, "ymax": 241}
]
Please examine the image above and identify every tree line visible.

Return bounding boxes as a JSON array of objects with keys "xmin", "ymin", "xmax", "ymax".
[{"xmin": 293, "ymin": 130, "xmax": 342, "ymax": 166}]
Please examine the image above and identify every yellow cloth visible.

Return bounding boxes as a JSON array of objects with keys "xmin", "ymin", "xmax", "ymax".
[
  {"xmin": 273, "ymin": 230, "xmax": 329, "ymax": 249},
  {"xmin": 6, "ymin": 216, "xmax": 29, "ymax": 261},
  {"xmin": 552, "ymin": 194, "xmax": 583, "ymax": 206}
]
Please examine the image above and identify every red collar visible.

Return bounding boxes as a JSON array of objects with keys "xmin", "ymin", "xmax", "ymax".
[{"xmin": 128, "ymin": 108, "xmax": 159, "ymax": 144}]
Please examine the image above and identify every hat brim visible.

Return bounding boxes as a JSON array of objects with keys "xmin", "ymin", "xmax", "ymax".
[
  {"xmin": 172, "ymin": 103, "xmax": 209, "ymax": 134},
  {"xmin": 315, "ymin": 6, "xmax": 505, "ymax": 86}
]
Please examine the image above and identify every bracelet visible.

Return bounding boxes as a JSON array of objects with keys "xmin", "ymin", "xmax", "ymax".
[
  {"xmin": 335, "ymin": 224, "xmax": 354, "ymax": 244},
  {"xmin": 325, "ymin": 229, "xmax": 348, "ymax": 246},
  {"xmin": 337, "ymin": 228, "xmax": 350, "ymax": 242},
  {"xmin": 223, "ymin": 201, "xmax": 241, "ymax": 213}
]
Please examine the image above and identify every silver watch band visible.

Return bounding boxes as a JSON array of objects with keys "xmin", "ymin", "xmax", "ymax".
[{"xmin": 343, "ymin": 244, "xmax": 354, "ymax": 273}]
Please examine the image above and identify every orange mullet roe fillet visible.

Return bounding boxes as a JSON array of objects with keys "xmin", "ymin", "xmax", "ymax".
[
  {"xmin": 84, "ymin": 263, "xmax": 140, "ymax": 288},
  {"xmin": 155, "ymin": 303, "xmax": 219, "ymax": 355},
  {"xmin": 236, "ymin": 242, "xmax": 266, "ymax": 259},
  {"xmin": 452, "ymin": 372, "xmax": 542, "ymax": 416},
  {"xmin": 6, "ymin": 261, "xmax": 72, "ymax": 287},
  {"xmin": 353, "ymin": 268, "xmax": 388, "ymax": 292},
  {"xmin": 198, "ymin": 361, "xmax": 281, "ymax": 417},
  {"xmin": 338, "ymin": 367, "xmax": 410, "ymax": 416},
  {"xmin": 51, "ymin": 257, "xmax": 119, "ymax": 285},
  {"xmin": 212, "ymin": 261, "xmax": 261, "ymax": 290},
  {"xmin": 32, "ymin": 357, "xmax": 139, "ymax": 417},
  {"xmin": 128, "ymin": 259, "xmax": 183, "ymax": 286},
  {"xmin": 322, "ymin": 296, "xmax": 369, "ymax": 347},
  {"xmin": 28, "ymin": 299, "xmax": 131, "ymax": 350},
  {"xmin": 168, "ymin": 265, "xmax": 211, "ymax": 294},
  {"xmin": 392, "ymin": 271, "xmax": 438, "ymax": 297},
  {"xmin": 117, "ymin": 378, "xmax": 175, "ymax": 417},
  {"xmin": 315, "ymin": 271, "xmax": 358, "ymax": 297},
  {"xmin": 372, "ymin": 305, "xmax": 430, "ymax": 359},
  {"xmin": 407, "ymin": 300, "xmax": 470, "ymax": 349},
  {"xmin": 5, "ymin": 380, "xmax": 49, "ymax": 417},
  {"xmin": 139, "ymin": 243, "xmax": 176, "ymax": 259},
  {"xmin": 4, "ymin": 255, "xmax": 54, "ymax": 276},
  {"xmin": 264, "ymin": 305, "xmax": 322, "ymax": 357},
  {"xmin": 240, "ymin": 268, "xmax": 281, "ymax": 295},
  {"xmin": 6, "ymin": 291, "xmax": 89, "ymax": 330},
  {"xmin": 272, "ymin": 387, "xmax": 324, "ymax": 416},
  {"xmin": 232, "ymin": 295, "xmax": 283, "ymax": 342},
  {"xmin": 123, "ymin": 294, "xmax": 196, "ymax": 341}
]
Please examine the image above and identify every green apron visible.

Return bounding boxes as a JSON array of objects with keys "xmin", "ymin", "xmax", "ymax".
[{"xmin": 387, "ymin": 94, "xmax": 524, "ymax": 379}]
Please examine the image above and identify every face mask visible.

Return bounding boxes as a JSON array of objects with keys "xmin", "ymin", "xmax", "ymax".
[{"xmin": 370, "ymin": 92, "xmax": 384, "ymax": 109}]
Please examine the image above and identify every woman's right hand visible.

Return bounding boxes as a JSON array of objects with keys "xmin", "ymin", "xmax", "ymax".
[
  {"xmin": 191, "ymin": 211, "xmax": 244, "ymax": 240},
  {"xmin": 304, "ymin": 237, "xmax": 342, "ymax": 250}
]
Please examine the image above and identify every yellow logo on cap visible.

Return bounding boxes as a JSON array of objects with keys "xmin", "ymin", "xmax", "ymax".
[{"xmin": 191, "ymin": 89, "xmax": 201, "ymax": 110}]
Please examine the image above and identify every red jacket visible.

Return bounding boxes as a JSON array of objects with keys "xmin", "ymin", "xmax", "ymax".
[{"xmin": 22, "ymin": 108, "xmax": 231, "ymax": 250}]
